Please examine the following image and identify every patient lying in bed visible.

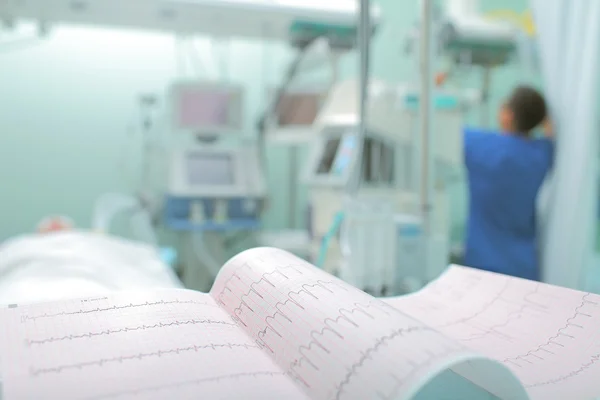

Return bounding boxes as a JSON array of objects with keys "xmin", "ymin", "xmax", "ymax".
[{"xmin": 0, "ymin": 217, "xmax": 182, "ymax": 306}]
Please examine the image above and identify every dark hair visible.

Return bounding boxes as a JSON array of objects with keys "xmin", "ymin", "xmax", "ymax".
[{"xmin": 506, "ymin": 85, "xmax": 547, "ymax": 135}]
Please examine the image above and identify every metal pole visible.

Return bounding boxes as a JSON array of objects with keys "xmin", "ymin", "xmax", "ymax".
[
  {"xmin": 419, "ymin": 0, "xmax": 433, "ymax": 236},
  {"xmin": 289, "ymin": 146, "xmax": 298, "ymax": 228},
  {"xmin": 481, "ymin": 65, "xmax": 492, "ymax": 127},
  {"xmin": 347, "ymin": 0, "xmax": 371, "ymax": 197}
]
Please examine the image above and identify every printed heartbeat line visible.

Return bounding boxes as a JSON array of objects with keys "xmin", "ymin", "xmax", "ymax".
[
  {"xmin": 437, "ymin": 278, "xmax": 512, "ymax": 328},
  {"xmin": 287, "ymin": 302, "xmax": 386, "ymax": 383},
  {"xmin": 217, "ymin": 261, "xmax": 343, "ymax": 325},
  {"xmin": 333, "ymin": 326, "xmax": 432, "ymax": 400},
  {"xmin": 428, "ymin": 274, "xmax": 483, "ymax": 298},
  {"xmin": 251, "ymin": 280, "xmax": 348, "ymax": 353},
  {"xmin": 525, "ymin": 353, "xmax": 600, "ymax": 389},
  {"xmin": 29, "ymin": 343, "xmax": 258, "ymax": 376},
  {"xmin": 217, "ymin": 264, "xmax": 305, "ymax": 307},
  {"xmin": 255, "ymin": 282, "xmax": 331, "ymax": 352},
  {"xmin": 229, "ymin": 266, "xmax": 305, "ymax": 315},
  {"xmin": 21, "ymin": 300, "xmax": 215, "ymax": 322},
  {"xmin": 458, "ymin": 286, "xmax": 555, "ymax": 342},
  {"xmin": 216, "ymin": 262, "xmax": 253, "ymax": 294},
  {"xmin": 84, "ymin": 371, "xmax": 287, "ymax": 400},
  {"xmin": 26, "ymin": 319, "xmax": 236, "ymax": 346},
  {"xmin": 504, "ymin": 293, "xmax": 597, "ymax": 367},
  {"xmin": 287, "ymin": 301, "xmax": 411, "ymax": 389},
  {"xmin": 459, "ymin": 305, "xmax": 528, "ymax": 342},
  {"xmin": 521, "ymin": 284, "xmax": 549, "ymax": 309}
]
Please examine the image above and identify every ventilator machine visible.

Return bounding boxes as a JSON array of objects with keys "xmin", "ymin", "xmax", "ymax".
[{"xmin": 302, "ymin": 79, "xmax": 466, "ymax": 295}]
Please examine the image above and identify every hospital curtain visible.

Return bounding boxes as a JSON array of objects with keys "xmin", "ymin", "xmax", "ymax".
[{"xmin": 532, "ymin": 0, "xmax": 600, "ymax": 289}]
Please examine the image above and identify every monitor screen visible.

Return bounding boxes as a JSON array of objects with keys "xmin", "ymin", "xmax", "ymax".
[
  {"xmin": 332, "ymin": 135, "xmax": 356, "ymax": 176},
  {"xmin": 275, "ymin": 92, "xmax": 322, "ymax": 127},
  {"xmin": 186, "ymin": 153, "xmax": 234, "ymax": 186},
  {"xmin": 317, "ymin": 137, "xmax": 341, "ymax": 174},
  {"xmin": 174, "ymin": 86, "xmax": 241, "ymax": 131}
]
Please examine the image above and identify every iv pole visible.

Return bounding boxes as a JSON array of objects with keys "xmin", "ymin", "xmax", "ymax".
[
  {"xmin": 347, "ymin": 0, "xmax": 371, "ymax": 197},
  {"xmin": 419, "ymin": 0, "xmax": 434, "ymax": 264},
  {"xmin": 334, "ymin": 0, "xmax": 370, "ymax": 282}
]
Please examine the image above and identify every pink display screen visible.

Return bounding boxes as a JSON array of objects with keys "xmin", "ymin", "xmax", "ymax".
[
  {"xmin": 176, "ymin": 88, "xmax": 235, "ymax": 130},
  {"xmin": 276, "ymin": 93, "xmax": 321, "ymax": 126}
]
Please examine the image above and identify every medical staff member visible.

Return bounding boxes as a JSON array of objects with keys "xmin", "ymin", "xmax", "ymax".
[{"xmin": 462, "ymin": 85, "xmax": 554, "ymax": 281}]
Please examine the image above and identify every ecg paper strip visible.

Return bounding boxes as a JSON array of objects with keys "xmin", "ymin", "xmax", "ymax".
[
  {"xmin": 209, "ymin": 248, "xmax": 527, "ymax": 400},
  {"xmin": 0, "ymin": 250, "xmax": 533, "ymax": 400},
  {"xmin": 0, "ymin": 290, "xmax": 307, "ymax": 400},
  {"xmin": 384, "ymin": 266, "xmax": 600, "ymax": 399}
]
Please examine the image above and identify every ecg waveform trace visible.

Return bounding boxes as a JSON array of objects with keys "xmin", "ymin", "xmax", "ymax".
[
  {"xmin": 435, "ymin": 277, "xmax": 512, "ymax": 328},
  {"xmin": 442, "ymin": 284, "xmax": 551, "ymax": 343},
  {"xmin": 503, "ymin": 293, "xmax": 594, "ymax": 366},
  {"xmin": 459, "ymin": 304, "xmax": 528, "ymax": 343},
  {"xmin": 253, "ymin": 280, "xmax": 354, "ymax": 354},
  {"xmin": 525, "ymin": 353, "xmax": 600, "ymax": 389},
  {"xmin": 29, "ymin": 343, "xmax": 259, "ymax": 377},
  {"xmin": 213, "ymin": 252, "xmax": 474, "ymax": 400},
  {"xmin": 287, "ymin": 301, "xmax": 395, "ymax": 387},
  {"xmin": 20, "ymin": 299, "xmax": 216, "ymax": 322},
  {"xmin": 84, "ymin": 371, "xmax": 288, "ymax": 400},
  {"xmin": 222, "ymin": 275, "xmax": 348, "ymax": 352},
  {"xmin": 403, "ymin": 274, "xmax": 600, "ymax": 372},
  {"xmin": 26, "ymin": 319, "xmax": 237, "ymax": 346},
  {"xmin": 2, "ymin": 280, "xmax": 310, "ymax": 400},
  {"xmin": 332, "ymin": 325, "xmax": 431, "ymax": 400},
  {"xmin": 385, "ymin": 265, "xmax": 600, "ymax": 399}
]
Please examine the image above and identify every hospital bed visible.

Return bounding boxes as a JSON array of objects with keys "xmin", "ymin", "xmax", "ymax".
[
  {"xmin": 0, "ymin": 231, "xmax": 182, "ymax": 306},
  {"xmin": 0, "ymin": 193, "xmax": 184, "ymax": 307}
]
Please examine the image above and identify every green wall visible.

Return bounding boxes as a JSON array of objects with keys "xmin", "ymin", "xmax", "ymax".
[{"xmin": 0, "ymin": 0, "xmax": 532, "ymax": 244}]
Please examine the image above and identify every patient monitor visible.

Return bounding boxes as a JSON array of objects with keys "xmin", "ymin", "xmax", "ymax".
[
  {"xmin": 266, "ymin": 86, "xmax": 328, "ymax": 144},
  {"xmin": 169, "ymin": 82, "xmax": 244, "ymax": 137},
  {"xmin": 164, "ymin": 82, "xmax": 266, "ymax": 231}
]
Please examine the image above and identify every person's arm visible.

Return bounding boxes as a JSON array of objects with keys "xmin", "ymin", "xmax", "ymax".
[
  {"xmin": 542, "ymin": 118, "xmax": 554, "ymax": 139},
  {"xmin": 539, "ymin": 118, "xmax": 555, "ymax": 169}
]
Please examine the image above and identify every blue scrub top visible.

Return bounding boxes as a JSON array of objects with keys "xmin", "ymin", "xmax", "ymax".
[{"xmin": 463, "ymin": 127, "xmax": 554, "ymax": 281}]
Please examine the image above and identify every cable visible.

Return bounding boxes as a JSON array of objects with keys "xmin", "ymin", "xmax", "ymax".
[
  {"xmin": 190, "ymin": 232, "xmax": 222, "ymax": 278},
  {"xmin": 184, "ymin": 37, "xmax": 208, "ymax": 78},
  {"xmin": 316, "ymin": 211, "xmax": 345, "ymax": 269},
  {"xmin": 255, "ymin": 37, "xmax": 321, "ymax": 173}
]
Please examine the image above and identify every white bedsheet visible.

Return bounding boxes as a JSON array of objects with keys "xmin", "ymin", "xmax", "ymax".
[{"xmin": 0, "ymin": 231, "xmax": 182, "ymax": 306}]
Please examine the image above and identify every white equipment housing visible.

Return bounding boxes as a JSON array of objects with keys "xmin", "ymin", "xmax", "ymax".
[
  {"xmin": 338, "ymin": 199, "xmax": 396, "ymax": 294},
  {"xmin": 444, "ymin": 0, "xmax": 516, "ymax": 43},
  {"xmin": 0, "ymin": 0, "xmax": 381, "ymax": 49},
  {"xmin": 305, "ymin": 79, "xmax": 464, "ymax": 294},
  {"xmin": 304, "ymin": 79, "xmax": 417, "ymax": 246},
  {"xmin": 440, "ymin": 0, "xmax": 519, "ymax": 66},
  {"xmin": 406, "ymin": 0, "xmax": 519, "ymax": 68},
  {"xmin": 168, "ymin": 145, "xmax": 267, "ymax": 198},
  {"xmin": 166, "ymin": 81, "xmax": 266, "ymax": 199}
]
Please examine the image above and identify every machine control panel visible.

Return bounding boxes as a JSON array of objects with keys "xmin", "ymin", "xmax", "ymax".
[{"xmin": 167, "ymin": 146, "xmax": 267, "ymax": 199}]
